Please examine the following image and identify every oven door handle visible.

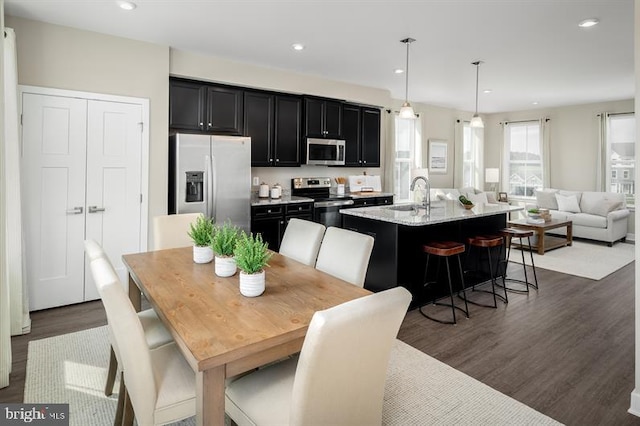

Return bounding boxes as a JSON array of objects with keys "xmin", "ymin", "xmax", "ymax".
[{"xmin": 314, "ymin": 200, "xmax": 354, "ymax": 208}]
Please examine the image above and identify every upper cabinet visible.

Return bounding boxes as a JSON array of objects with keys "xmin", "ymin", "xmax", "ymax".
[
  {"xmin": 304, "ymin": 97, "xmax": 342, "ymax": 139},
  {"xmin": 169, "ymin": 79, "xmax": 243, "ymax": 135},
  {"xmin": 342, "ymin": 104, "xmax": 381, "ymax": 167},
  {"xmin": 245, "ymin": 91, "xmax": 301, "ymax": 167}
]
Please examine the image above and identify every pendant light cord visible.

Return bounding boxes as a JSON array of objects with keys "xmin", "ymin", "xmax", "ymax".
[
  {"xmin": 474, "ymin": 62, "xmax": 480, "ymax": 114},
  {"xmin": 405, "ymin": 41, "xmax": 410, "ymax": 103}
]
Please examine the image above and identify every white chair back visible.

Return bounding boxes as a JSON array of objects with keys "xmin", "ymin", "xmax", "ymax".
[
  {"xmin": 84, "ymin": 239, "xmax": 105, "ymax": 261},
  {"xmin": 279, "ymin": 218, "xmax": 326, "ymax": 266},
  {"xmin": 89, "ymin": 257, "xmax": 157, "ymax": 426},
  {"xmin": 315, "ymin": 227, "xmax": 374, "ymax": 287},
  {"xmin": 152, "ymin": 213, "xmax": 203, "ymax": 250},
  {"xmin": 290, "ymin": 286, "xmax": 411, "ymax": 425}
]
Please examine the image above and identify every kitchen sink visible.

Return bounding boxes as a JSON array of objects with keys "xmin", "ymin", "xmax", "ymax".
[{"xmin": 385, "ymin": 204, "xmax": 420, "ymax": 211}]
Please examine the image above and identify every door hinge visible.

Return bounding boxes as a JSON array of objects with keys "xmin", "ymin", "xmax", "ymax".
[
  {"xmin": 140, "ymin": 193, "xmax": 143, "ymax": 203},
  {"xmin": 20, "ymin": 114, "xmax": 23, "ymax": 125}
]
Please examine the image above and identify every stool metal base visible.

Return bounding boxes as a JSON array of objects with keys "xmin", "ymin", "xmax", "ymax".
[
  {"xmin": 497, "ymin": 233, "xmax": 539, "ymax": 293},
  {"xmin": 419, "ymin": 250, "xmax": 469, "ymax": 325},
  {"xmin": 463, "ymin": 241, "xmax": 508, "ymax": 308}
]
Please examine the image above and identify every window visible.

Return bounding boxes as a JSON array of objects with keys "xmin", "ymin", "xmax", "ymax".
[
  {"xmin": 605, "ymin": 112, "xmax": 635, "ymax": 207},
  {"xmin": 503, "ymin": 121, "xmax": 543, "ymax": 197},
  {"xmin": 462, "ymin": 122, "xmax": 482, "ymax": 188},
  {"xmin": 394, "ymin": 116, "xmax": 421, "ymax": 202}
]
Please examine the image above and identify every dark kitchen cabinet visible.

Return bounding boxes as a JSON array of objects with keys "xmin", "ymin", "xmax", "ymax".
[
  {"xmin": 351, "ymin": 195, "xmax": 393, "ymax": 208},
  {"xmin": 361, "ymin": 107, "xmax": 381, "ymax": 167},
  {"xmin": 251, "ymin": 201, "xmax": 313, "ymax": 251},
  {"xmin": 169, "ymin": 78, "xmax": 243, "ymax": 135},
  {"xmin": 245, "ymin": 92, "xmax": 301, "ymax": 167},
  {"xmin": 342, "ymin": 104, "xmax": 381, "ymax": 167},
  {"xmin": 304, "ymin": 97, "xmax": 342, "ymax": 138}
]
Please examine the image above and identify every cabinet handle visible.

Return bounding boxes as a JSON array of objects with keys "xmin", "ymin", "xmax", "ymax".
[
  {"xmin": 363, "ymin": 160, "xmax": 367, "ymax": 164},
  {"xmin": 66, "ymin": 206, "xmax": 83, "ymax": 215},
  {"xmin": 359, "ymin": 160, "xmax": 362, "ymax": 164},
  {"xmin": 275, "ymin": 158, "xmax": 280, "ymax": 162},
  {"xmin": 88, "ymin": 206, "xmax": 106, "ymax": 213},
  {"xmin": 267, "ymin": 209, "xmax": 272, "ymax": 213},
  {"xmin": 199, "ymin": 122, "xmax": 204, "ymax": 126},
  {"xmin": 208, "ymin": 122, "xmax": 212, "ymax": 128}
]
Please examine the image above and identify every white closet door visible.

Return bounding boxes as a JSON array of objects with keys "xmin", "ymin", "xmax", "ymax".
[
  {"xmin": 21, "ymin": 94, "xmax": 88, "ymax": 311},
  {"xmin": 85, "ymin": 100, "xmax": 143, "ymax": 297}
]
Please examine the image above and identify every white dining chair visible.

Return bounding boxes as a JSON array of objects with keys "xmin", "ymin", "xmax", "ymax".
[
  {"xmin": 152, "ymin": 213, "xmax": 203, "ymax": 250},
  {"xmin": 83, "ymin": 240, "xmax": 173, "ymax": 402},
  {"xmin": 90, "ymin": 255, "xmax": 196, "ymax": 426},
  {"xmin": 315, "ymin": 226, "xmax": 374, "ymax": 287},
  {"xmin": 279, "ymin": 218, "xmax": 326, "ymax": 266},
  {"xmin": 224, "ymin": 286, "xmax": 412, "ymax": 425}
]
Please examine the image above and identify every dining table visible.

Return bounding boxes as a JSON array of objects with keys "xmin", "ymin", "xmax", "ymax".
[{"xmin": 122, "ymin": 246, "xmax": 372, "ymax": 426}]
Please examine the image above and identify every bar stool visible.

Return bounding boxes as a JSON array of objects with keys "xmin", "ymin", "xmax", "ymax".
[
  {"xmin": 497, "ymin": 227, "xmax": 539, "ymax": 293},
  {"xmin": 464, "ymin": 235, "xmax": 507, "ymax": 308},
  {"xmin": 419, "ymin": 241, "xmax": 469, "ymax": 325}
]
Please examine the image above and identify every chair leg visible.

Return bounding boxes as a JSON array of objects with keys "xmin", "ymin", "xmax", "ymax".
[
  {"xmin": 456, "ymin": 255, "xmax": 469, "ymax": 318},
  {"xmin": 527, "ymin": 236, "xmax": 539, "ymax": 290},
  {"xmin": 105, "ymin": 346, "xmax": 117, "ymax": 396},
  {"xmin": 122, "ymin": 384, "xmax": 135, "ymax": 426},
  {"xmin": 114, "ymin": 372, "xmax": 125, "ymax": 426},
  {"xmin": 519, "ymin": 237, "xmax": 530, "ymax": 293}
]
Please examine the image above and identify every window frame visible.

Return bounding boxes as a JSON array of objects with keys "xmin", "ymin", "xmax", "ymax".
[{"xmin": 502, "ymin": 120, "xmax": 544, "ymax": 199}]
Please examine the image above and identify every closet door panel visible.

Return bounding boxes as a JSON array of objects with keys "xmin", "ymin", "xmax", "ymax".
[
  {"xmin": 21, "ymin": 93, "xmax": 88, "ymax": 311},
  {"xmin": 85, "ymin": 100, "xmax": 143, "ymax": 297}
]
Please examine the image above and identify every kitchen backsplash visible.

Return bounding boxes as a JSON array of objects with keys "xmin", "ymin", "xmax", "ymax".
[{"xmin": 251, "ymin": 166, "xmax": 383, "ymax": 193}]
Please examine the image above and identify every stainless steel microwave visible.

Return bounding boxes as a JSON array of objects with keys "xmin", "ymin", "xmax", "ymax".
[{"xmin": 306, "ymin": 138, "xmax": 346, "ymax": 166}]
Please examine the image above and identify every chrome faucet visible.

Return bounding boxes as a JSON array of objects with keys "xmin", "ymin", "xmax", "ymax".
[{"xmin": 410, "ymin": 175, "xmax": 431, "ymax": 211}]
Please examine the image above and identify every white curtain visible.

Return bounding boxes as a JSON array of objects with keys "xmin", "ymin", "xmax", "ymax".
[
  {"xmin": 597, "ymin": 113, "xmax": 608, "ymax": 191},
  {"xmin": 1, "ymin": 27, "xmax": 30, "ymax": 389}
]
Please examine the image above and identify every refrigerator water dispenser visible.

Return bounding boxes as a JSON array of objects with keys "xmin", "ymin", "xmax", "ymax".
[{"xmin": 185, "ymin": 171, "xmax": 204, "ymax": 203}]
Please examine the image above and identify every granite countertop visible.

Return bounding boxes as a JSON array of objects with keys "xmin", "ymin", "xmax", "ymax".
[
  {"xmin": 340, "ymin": 200, "xmax": 523, "ymax": 227},
  {"xmin": 251, "ymin": 194, "xmax": 314, "ymax": 206}
]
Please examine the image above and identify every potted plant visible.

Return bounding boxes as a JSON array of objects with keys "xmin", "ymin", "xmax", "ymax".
[
  {"xmin": 233, "ymin": 231, "xmax": 273, "ymax": 297},
  {"xmin": 187, "ymin": 215, "xmax": 214, "ymax": 263},
  {"xmin": 211, "ymin": 220, "xmax": 240, "ymax": 277}
]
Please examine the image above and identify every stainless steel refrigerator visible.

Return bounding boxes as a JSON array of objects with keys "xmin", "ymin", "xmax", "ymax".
[{"xmin": 169, "ymin": 133, "xmax": 251, "ymax": 232}]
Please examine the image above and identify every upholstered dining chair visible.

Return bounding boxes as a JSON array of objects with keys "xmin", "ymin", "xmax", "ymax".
[
  {"xmin": 314, "ymin": 226, "xmax": 375, "ymax": 287},
  {"xmin": 89, "ymin": 255, "xmax": 196, "ymax": 426},
  {"xmin": 225, "ymin": 286, "xmax": 411, "ymax": 425},
  {"xmin": 152, "ymin": 213, "xmax": 203, "ymax": 250},
  {"xmin": 279, "ymin": 218, "xmax": 326, "ymax": 266},
  {"xmin": 83, "ymin": 240, "xmax": 173, "ymax": 401}
]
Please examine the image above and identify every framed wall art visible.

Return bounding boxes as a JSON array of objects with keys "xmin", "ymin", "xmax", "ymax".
[{"xmin": 428, "ymin": 140, "xmax": 448, "ymax": 174}]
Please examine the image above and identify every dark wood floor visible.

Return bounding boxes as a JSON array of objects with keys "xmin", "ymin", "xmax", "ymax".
[{"xmin": 1, "ymin": 259, "xmax": 639, "ymax": 425}]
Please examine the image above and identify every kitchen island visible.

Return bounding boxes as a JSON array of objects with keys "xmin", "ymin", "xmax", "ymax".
[{"xmin": 341, "ymin": 201, "xmax": 523, "ymax": 306}]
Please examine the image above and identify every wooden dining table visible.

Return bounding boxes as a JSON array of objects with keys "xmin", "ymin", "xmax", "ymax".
[{"xmin": 122, "ymin": 247, "xmax": 371, "ymax": 426}]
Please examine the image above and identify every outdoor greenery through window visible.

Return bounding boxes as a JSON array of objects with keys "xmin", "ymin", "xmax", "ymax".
[
  {"xmin": 394, "ymin": 116, "xmax": 421, "ymax": 202},
  {"xmin": 606, "ymin": 112, "xmax": 635, "ymax": 207},
  {"xmin": 504, "ymin": 121, "xmax": 542, "ymax": 197}
]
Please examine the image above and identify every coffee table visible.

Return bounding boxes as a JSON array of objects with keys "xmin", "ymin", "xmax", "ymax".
[{"xmin": 507, "ymin": 218, "xmax": 573, "ymax": 255}]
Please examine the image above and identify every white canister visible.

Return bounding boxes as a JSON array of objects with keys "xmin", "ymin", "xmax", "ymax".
[
  {"xmin": 259, "ymin": 182, "xmax": 270, "ymax": 198},
  {"xmin": 337, "ymin": 184, "xmax": 345, "ymax": 196},
  {"xmin": 270, "ymin": 185, "xmax": 281, "ymax": 199}
]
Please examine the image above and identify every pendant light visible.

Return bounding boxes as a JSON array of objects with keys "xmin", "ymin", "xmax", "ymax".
[
  {"xmin": 470, "ymin": 60, "xmax": 484, "ymax": 128},
  {"xmin": 399, "ymin": 38, "xmax": 417, "ymax": 119}
]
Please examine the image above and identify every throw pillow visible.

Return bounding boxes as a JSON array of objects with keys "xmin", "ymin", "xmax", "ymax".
[
  {"xmin": 467, "ymin": 192, "xmax": 488, "ymax": 205},
  {"xmin": 535, "ymin": 189, "xmax": 559, "ymax": 210},
  {"xmin": 460, "ymin": 186, "xmax": 478, "ymax": 198},
  {"xmin": 591, "ymin": 200, "xmax": 623, "ymax": 217},
  {"xmin": 485, "ymin": 192, "xmax": 498, "ymax": 204},
  {"xmin": 555, "ymin": 193, "xmax": 581, "ymax": 213},
  {"xmin": 445, "ymin": 192, "xmax": 457, "ymax": 201}
]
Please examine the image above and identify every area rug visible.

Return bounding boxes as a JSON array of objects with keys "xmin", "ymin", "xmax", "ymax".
[
  {"xmin": 25, "ymin": 326, "xmax": 561, "ymax": 425},
  {"xmin": 509, "ymin": 240, "xmax": 634, "ymax": 280}
]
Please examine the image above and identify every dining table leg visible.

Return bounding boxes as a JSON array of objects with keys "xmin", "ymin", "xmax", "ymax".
[
  {"xmin": 128, "ymin": 274, "xmax": 141, "ymax": 312},
  {"xmin": 196, "ymin": 365, "xmax": 226, "ymax": 426}
]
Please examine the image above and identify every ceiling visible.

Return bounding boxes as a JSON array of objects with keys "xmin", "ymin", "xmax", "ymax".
[{"xmin": 4, "ymin": 0, "xmax": 634, "ymax": 113}]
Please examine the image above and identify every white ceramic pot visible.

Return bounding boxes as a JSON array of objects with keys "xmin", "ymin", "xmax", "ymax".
[
  {"xmin": 239, "ymin": 270, "xmax": 265, "ymax": 297},
  {"xmin": 193, "ymin": 245, "xmax": 213, "ymax": 264},
  {"xmin": 215, "ymin": 255, "xmax": 237, "ymax": 277}
]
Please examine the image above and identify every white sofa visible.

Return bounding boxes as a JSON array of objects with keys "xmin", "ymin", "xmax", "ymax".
[
  {"xmin": 530, "ymin": 189, "xmax": 629, "ymax": 246},
  {"xmin": 429, "ymin": 187, "xmax": 503, "ymax": 205}
]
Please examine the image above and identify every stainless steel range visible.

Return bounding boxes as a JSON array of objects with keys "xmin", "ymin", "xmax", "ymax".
[{"xmin": 291, "ymin": 177, "xmax": 354, "ymax": 228}]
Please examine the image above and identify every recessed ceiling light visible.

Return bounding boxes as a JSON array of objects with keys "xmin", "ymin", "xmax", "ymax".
[
  {"xmin": 483, "ymin": 89, "xmax": 492, "ymax": 94},
  {"xmin": 394, "ymin": 69, "xmax": 404, "ymax": 74},
  {"xmin": 292, "ymin": 43, "xmax": 305, "ymax": 51},
  {"xmin": 578, "ymin": 18, "xmax": 599, "ymax": 28},
  {"xmin": 117, "ymin": 1, "xmax": 137, "ymax": 10},
  {"xmin": 532, "ymin": 101, "xmax": 539, "ymax": 105}
]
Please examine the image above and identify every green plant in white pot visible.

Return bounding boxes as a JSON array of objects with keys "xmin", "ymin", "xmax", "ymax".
[
  {"xmin": 211, "ymin": 220, "xmax": 240, "ymax": 277},
  {"xmin": 233, "ymin": 231, "xmax": 272, "ymax": 297},
  {"xmin": 187, "ymin": 215, "xmax": 214, "ymax": 264}
]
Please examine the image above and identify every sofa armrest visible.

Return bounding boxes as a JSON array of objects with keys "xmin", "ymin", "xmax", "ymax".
[{"xmin": 608, "ymin": 209, "xmax": 630, "ymax": 221}]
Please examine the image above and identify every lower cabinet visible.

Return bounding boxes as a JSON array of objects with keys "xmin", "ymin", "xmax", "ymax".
[
  {"xmin": 251, "ymin": 202, "xmax": 314, "ymax": 251},
  {"xmin": 352, "ymin": 195, "xmax": 394, "ymax": 208}
]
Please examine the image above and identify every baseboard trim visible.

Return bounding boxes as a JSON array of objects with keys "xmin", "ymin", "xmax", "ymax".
[
  {"xmin": 628, "ymin": 389, "xmax": 640, "ymax": 417},
  {"xmin": 626, "ymin": 233, "xmax": 635, "ymax": 242}
]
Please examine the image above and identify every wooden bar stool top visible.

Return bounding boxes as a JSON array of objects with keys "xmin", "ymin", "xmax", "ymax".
[
  {"xmin": 499, "ymin": 228, "xmax": 534, "ymax": 238},
  {"xmin": 467, "ymin": 235, "xmax": 503, "ymax": 248},
  {"xmin": 423, "ymin": 241, "xmax": 465, "ymax": 257}
]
